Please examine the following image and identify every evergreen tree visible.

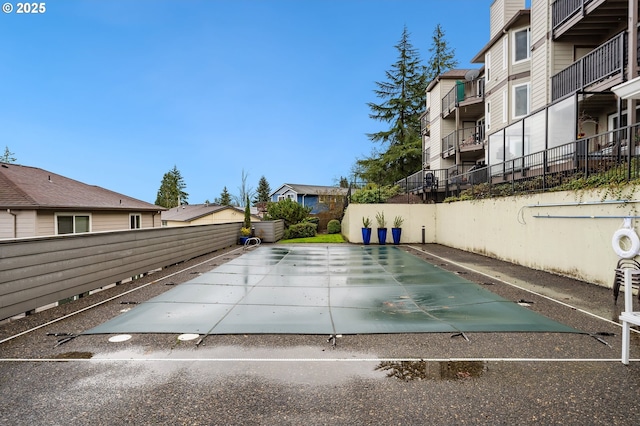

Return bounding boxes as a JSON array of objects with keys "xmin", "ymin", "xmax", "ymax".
[
  {"xmin": 155, "ymin": 165, "xmax": 189, "ymax": 208},
  {"xmin": 426, "ymin": 23, "xmax": 458, "ymax": 82},
  {"xmin": 358, "ymin": 26, "xmax": 428, "ymax": 185},
  {"xmin": 217, "ymin": 186, "xmax": 232, "ymax": 205},
  {"xmin": 253, "ymin": 176, "xmax": 271, "ymax": 205},
  {"xmin": 1, "ymin": 146, "xmax": 16, "ymax": 163}
]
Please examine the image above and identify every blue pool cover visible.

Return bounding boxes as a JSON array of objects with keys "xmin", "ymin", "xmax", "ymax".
[{"xmin": 84, "ymin": 246, "xmax": 579, "ymax": 335}]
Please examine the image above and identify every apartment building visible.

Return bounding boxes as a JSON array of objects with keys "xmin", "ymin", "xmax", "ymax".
[{"xmin": 417, "ymin": 0, "xmax": 638, "ymax": 201}]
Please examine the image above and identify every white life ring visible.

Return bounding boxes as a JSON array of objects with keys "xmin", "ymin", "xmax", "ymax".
[{"xmin": 612, "ymin": 224, "xmax": 640, "ymax": 259}]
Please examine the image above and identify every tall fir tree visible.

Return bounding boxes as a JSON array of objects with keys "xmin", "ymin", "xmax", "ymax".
[
  {"xmin": 253, "ymin": 176, "xmax": 271, "ymax": 205},
  {"xmin": 358, "ymin": 26, "xmax": 428, "ymax": 185},
  {"xmin": 155, "ymin": 165, "xmax": 189, "ymax": 208},
  {"xmin": 426, "ymin": 23, "xmax": 458, "ymax": 82},
  {"xmin": 217, "ymin": 186, "xmax": 232, "ymax": 205},
  {"xmin": 1, "ymin": 146, "xmax": 16, "ymax": 163}
]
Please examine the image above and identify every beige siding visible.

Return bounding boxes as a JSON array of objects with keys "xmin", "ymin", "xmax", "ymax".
[
  {"xmin": 490, "ymin": 0, "xmax": 526, "ymax": 39},
  {"xmin": 531, "ymin": 41, "xmax": 549, "ymax": 110},
  {"xmin": 0, "ymin": 210, "xmax": 37, "ymax": 239},
  {"xmin": 36, "ymin": 211, "xmax": 55, "ymax": 236},
  {"xmin": 551, "ymin": 42, "xmax": 574, "ymax": 76},
  {"xmin": 191, "ymin": 209, "xmax": 246, "ymax": 225}
]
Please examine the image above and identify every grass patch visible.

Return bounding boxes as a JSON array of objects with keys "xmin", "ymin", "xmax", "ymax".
[{"xmin": 278, "ymin": 234, "xmax": 346, "ymax": 244}]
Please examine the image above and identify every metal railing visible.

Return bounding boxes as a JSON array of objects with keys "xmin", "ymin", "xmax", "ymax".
[
  {"xmin": 441, "ymin": 78, "xmax": 485, "ymax": 117},
  {"xmin": 552, "ymin": 0, "xmax": 596, "ymax": 30},
  {"xmin": 551, "ymin": 31, "xmax": 625, "ymax": 101},
  {"xmin": 420, "ymin": 109, "xmax": 430, "ymax": 136},
  {"xmin": 396, "ymin": 124, "xmax": 640, "ymax": 201}
]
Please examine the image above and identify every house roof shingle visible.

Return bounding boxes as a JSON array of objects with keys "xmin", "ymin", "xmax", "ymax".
[
  {"xmin": 271, "ymin": 183, "xmax": 349, "ymax": 197},
  {"xmin": 161, "ymin": 204, "xmax": 238, "ymax": 222},
  {"xmin": 0, "ymin": 163, "xmax": 162, "ymax": 211}
]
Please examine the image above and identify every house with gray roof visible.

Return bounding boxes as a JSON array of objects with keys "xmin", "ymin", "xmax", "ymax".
[
  {"xmin": 0, "ymin": 162, "xmax": 164, "ymax": 239},
  {"xmin": 270, "ymin": 183, "xmax": 349, "ymax": 214}
]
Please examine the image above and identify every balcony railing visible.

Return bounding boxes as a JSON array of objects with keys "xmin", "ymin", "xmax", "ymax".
[
  {"xmin": 441, "ymin": 78, "xmax": 485, "ymax": 117},
  {"xmin": 420, "ymin": 109, "xmax": 430, "ymax": 136},
  {"xmin": 396, "ymin": 124, "xmax": 640, "ymax": 201},
  {"xmin": 552, "ymin": 0, "xmax": 596, "ymax": 30},
  {"xmin": 551, "ymin": 31, "xmax": 625, "ymax": 101},
  {"xmin": 441, "ymin": 131, "xmax": 456, "ymax": 157},
  {"xmin": 440, "ymin": 125, "xmax": 485, "ymax": 158}
]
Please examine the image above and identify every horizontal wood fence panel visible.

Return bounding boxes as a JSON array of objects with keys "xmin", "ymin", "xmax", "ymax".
[{"xmin": 0, "ymin": 222, "xmax": 246, "ymax": 320}]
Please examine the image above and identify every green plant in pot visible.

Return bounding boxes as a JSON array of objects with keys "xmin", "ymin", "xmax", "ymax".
[
  {"xmin": 375, "ymin": 211, "xmax": 387, "ymax": 245},
  {"xmin": 362, "ymin": 216, "xmax": 372, "ymax": 245},
  {"xmin": 392, "ymin": 215, "xmax": 404, "ymax": 245}
]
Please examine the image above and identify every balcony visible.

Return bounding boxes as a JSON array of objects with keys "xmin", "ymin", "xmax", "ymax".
[
  {"xmin": 551, "ymin": 31, "xmax": 626, "ymax": 101},
  {"xmin": 552, "ymin": 0, "xmax": 628, "ymax": 42},
  {"xmin": 420, "ymin": 109, "xmax": 430, "ymax": 136},
  {"xmin": 441, "ymin": 78, "xmax": 485, "ymax": 119},
  {"xmin": 441, "ymin": 125, "xmax": 485, "ymax": 160}
]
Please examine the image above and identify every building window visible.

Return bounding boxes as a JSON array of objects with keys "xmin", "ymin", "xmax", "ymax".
[
  {"xmin": 486, "ymin": 102, "xmax": 491, "ymax": 131},
  {"xmin": 513, "ymin": 83, "xmax": 530, "ymax": 119},
  {"xmin": 56, "ymin": 213, "xmax": 91, "ymax": 235},
  {"xmin": 513, "ymin": 28, "xmax": 530, "ymax": 63},
  {"xmin": 130, "ymin": 214, "xmax": 142, "ymax": 229}
]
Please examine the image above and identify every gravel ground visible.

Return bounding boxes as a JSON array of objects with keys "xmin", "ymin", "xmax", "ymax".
[{"xmin": 1, "ymin": 243, "xmax": 639, "ymax": 425}]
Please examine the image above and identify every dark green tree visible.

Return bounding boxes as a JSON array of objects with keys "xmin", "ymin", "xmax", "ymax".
[
  {"xmin": 426, "ymin": 23, "xmax": 458, "ymax": 82},
  {"xmin": 1, "ymin": 146, "xmax": 16, "ymax": 163},
  {"xmin": 216, "ymin": 186, "xmax": 232, "ymax": 205},
  {"xmin": 243, "ymin": 195, "xmax": 251, "ymax": 230},
  {"xmin": 155, "ymin": 165, "xmax": 189, "ymax": 208},
  {"xmin": 253, "ymin": 176, "xmax": 271, "ymax": 205},
  {"xmin": 358, "ymin": 26, "xmax": 428, "ymax": 185}
]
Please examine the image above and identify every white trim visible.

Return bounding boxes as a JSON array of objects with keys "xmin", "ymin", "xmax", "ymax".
[
  {"xmin": 129, "ymin": 213, "xmax": 142, "ymax": 229},
  {"xmin": 612, "ymin": 76, "xmax": 640, "ymax": 99},
  {"xmin": 54, "ymin": 212, "xmax": 92, "ymax": 235},
  {"xmin": 512, "ymin": 27, "xmax": 531, "ymax": 64},
  {"xmin": 512, "ymin": 82, "xmax": 530, "ymax": 119},
  {"xmin": 502, "ymin": 36, "xmax": 507, "ymax": 70}
]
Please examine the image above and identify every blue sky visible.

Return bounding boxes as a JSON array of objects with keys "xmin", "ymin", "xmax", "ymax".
[{"xmin": 1, "ymin": 0, "xmax": 495, "ymax": 205}]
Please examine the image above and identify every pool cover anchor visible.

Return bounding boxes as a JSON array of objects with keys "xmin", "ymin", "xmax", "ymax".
[
  {"xmin": 47, "ymin": 332, "xmax": 78, "ymax": 347},
  {"xmin": 327, "ymin": 334, "xmax": 338, "ymax": 347},
  {"xmin": 451, "ymin": 332, "xmax": 470, "ymax": 342},
  {"xmin": 589, "ymin": 332, "xmax": 613, "ymax": 348}
]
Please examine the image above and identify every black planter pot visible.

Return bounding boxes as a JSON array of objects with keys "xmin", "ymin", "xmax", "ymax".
[
  {"xmin": 377, "ymin": 228, "xmax": 387, "ymax": 245},
  {"xmin": 392, "ymin": 228, "xmax": 402, "ymax": 245},
  {"xmin": 362, "ymin": 227, "xmax": 372, "ymax": 245}
]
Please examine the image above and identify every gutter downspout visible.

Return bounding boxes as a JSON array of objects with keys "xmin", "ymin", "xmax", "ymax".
[{"xmin": 7, "ymin": 209, "xmax": 17, "ymax": 238}]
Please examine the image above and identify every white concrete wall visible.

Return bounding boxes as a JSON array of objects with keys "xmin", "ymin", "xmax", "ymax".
[{"xmin": 343, "ymin": 188, "xmax": 640, "ymax": 287}]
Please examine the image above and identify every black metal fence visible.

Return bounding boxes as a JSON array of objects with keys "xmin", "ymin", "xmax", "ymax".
[{"xmin": 394, "ymin": 124, "xmax": 640, "ymax": 202}]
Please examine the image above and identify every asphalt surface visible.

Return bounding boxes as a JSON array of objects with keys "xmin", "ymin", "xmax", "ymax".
[{"xmin": 1, "ymin": 243, "xmax": 639, "ymax": 425}]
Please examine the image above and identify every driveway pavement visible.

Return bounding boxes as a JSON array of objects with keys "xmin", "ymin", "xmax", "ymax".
[{"xmin": 1, "ymin": 243, "xmax": 639, "ymax": 425}]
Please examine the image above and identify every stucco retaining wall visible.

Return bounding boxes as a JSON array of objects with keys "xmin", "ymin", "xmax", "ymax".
[{"xmin": 343, "ymin": 189, "xmax": 639, "ymax": 287}]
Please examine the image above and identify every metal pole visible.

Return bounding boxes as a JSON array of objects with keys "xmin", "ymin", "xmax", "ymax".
[{"xmin": 421, "ymin": 226, "xmax": 425, "ymax": 245}]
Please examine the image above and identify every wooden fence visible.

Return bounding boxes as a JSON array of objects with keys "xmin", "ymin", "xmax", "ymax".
[{"xmin": 0, "ymin": 220, "xmax": 284, "ymax": 321}]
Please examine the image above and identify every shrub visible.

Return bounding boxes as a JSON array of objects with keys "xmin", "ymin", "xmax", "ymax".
[
  {"xmin": 350, "ymin": 184, "xmax": 401, "ymax": 204},
  {"xmin": 327, "ymin": 219, "xmax": 341, "ymax": 234},
  {"xmin": 306, "ymin": 216, "xmax": 320, "ymax": 226},
  {"xmin": 284, "ymin": 221, "xmax": 317, "ymax": 239},
  {"xmin": 265, "ymin": 198, "xmax": 312, "ymax": 227}
]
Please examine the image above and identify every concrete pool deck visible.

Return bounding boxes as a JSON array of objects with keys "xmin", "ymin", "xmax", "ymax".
[{"xmin": 0, "ymin": 243, "xmax": 639, "ymax": 425}]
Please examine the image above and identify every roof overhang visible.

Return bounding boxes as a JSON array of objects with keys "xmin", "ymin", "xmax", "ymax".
[{"xmin": 612, "ymin": 76, "xmax": 640, "ymax": 99}]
